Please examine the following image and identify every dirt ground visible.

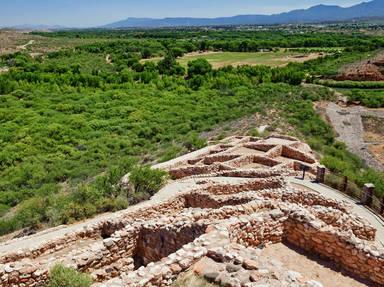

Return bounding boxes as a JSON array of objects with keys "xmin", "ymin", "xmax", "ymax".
[
  {"xmin": 321, "ymin": 101, "xmax": 384, "ymax": 171},
  {"xmin": 362, "ymin": 115, "xmax": 384, "ymax": 141},
  {"xmin": 362, "ymin": 115, "xmax": 384, "ymax": 165},
  {"xmin": 263, "ymin": 243, "xmax": 374, "ymax": 287},
  {"xmin": 369, "ymin": 145, "xmax": 384, "ymax": 164}
]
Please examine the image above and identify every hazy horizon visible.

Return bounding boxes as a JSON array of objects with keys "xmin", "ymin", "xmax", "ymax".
[{"xmin": 1, "ymin": 0, "xmax": 364, "ymax": 28}]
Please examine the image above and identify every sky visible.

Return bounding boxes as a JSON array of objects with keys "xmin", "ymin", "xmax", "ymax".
[{"xmin": 0, "ymin": 0, "xmax": 365, "ymax": 28}]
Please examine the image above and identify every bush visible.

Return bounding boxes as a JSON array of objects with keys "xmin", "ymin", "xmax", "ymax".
[
  {"xmin": 0, "ymin": 204, "xmax": 10, "ymax": 217},
  {"xmin": 129, "ymin": 166, "xmax": 168, "ymax": 197},
  {"xmin": 46, "ymin": 264, "xmax": 92, "ymax": 287},
  {"xmin": 324, "ymin": 174, "xmax": 343, "ymax": 190},
  {"xmin": 187, "ymin": 58, "xmax": 212, "ymax": 78}
]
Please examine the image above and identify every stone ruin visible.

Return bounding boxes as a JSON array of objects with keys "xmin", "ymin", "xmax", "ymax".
[{"xmin": 0, "ymin": 135, "xmax": 383, "ymax": 287}]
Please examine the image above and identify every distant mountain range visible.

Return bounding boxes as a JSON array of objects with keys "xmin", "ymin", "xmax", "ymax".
[
  {"xmin": 1, "ymin": 24, "xmax": 66, "ymax": 31},
  {"xmin": 105, "ymin": 0, "xmax": 384, "ymax": 28}
]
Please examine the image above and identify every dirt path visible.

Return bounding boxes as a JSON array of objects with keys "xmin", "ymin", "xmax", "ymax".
[
  {"xmin": 17, "ymin": 40, "xmax": 34, "ymax": 50},
  {"xmin": 325, "ymin": 102, "xmax": 384, "ymax": 171}
]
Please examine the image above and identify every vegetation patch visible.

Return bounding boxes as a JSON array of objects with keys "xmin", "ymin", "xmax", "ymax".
[
  {"xmin": 172, "ymin": 271, "xmax": 215, "ymax": 287},
  {"xmin": 0, "ymin": 28, "xmax": 384, "ymax": 235},
  {"xmin": 46, "ymin": 264, "xmax": 92, "ymax": 287}
]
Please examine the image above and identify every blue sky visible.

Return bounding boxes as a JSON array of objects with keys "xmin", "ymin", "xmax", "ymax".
[{"xmin": 0, "ymin": 0, "xmax": 363, "ymax": 27}]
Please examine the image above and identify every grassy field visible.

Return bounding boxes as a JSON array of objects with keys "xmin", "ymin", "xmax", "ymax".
[
  {"xmin": 143, "ymin": 51, "xmax": 324, "ymax": 68},
  {"xmin": 0, "ymin": 30, "xmax": 121, "ymax": 57}
]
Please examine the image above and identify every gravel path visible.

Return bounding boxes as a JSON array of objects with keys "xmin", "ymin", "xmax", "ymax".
[{"xmin": 326, "ymin": 102, "xmax": 384, "ymax": 171}]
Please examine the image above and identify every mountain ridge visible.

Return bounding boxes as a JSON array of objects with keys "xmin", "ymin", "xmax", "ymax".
[{"xmin": 104, "ymin": 0, "xmax": 384, "ymax": 28}]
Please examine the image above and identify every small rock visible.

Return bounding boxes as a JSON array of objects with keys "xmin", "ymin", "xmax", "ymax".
[
  {"xmin": 169, "ymin": 264, "xmax": 182, "ymax": 274},
  {"xmin": 287, "ymin": 270, "xmax": 302, "ymax": 282},
  {"xmin": 4, "ymin": 266, "xmax": 13, "ymax": 273},
  {"xmin": 103, "ymin": 239, "xmax": 114, "ymax": 248},
  {"xmin": 204, "ymin": 272, "xmax": 219, "ymax": 283},
  {"xmin": 243, "ymin": 259, "xmax": 259, "ymax": 270},
  {"xmin": 307, "ymin": 280, "xmax": 324, "ymax": 287},
  {"xmin": 249, "ymin": 271, "xmax": 260, "ymax": 282},
  {"xmin": 226, "ymin": 264, "xmax": 241, "ymax": 273},
  {"xmin": 258, "ymin": 269, "xmax": 270, "ymax": 275},
  {"xmin": 207, "ymin": 249, "xmax": 226, "ymax": 263}
]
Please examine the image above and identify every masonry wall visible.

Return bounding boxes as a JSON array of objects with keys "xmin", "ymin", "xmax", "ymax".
[
  {"xmin": 281, "ymin": 145, "xmax": 316, "ymax": 164},
  {"xmin": 283, "ymin": 212, "xmax": 384, "ymax": 285},
  {"xmin": 134, "ymin": 222, "xmax": 207, "ymax": 267},
  {"xmin": 229, "ymin": 210, "xmax": 286, "ymax": 247}
]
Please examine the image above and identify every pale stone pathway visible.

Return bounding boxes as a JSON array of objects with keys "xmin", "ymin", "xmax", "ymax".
[{"xmin": 290, "ymin": 178, "xmax": 384, "ymax": 245}]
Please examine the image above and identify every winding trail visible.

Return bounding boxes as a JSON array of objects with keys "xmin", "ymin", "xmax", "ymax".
[{"xmin": 17, "ymin": 40, "xmax": 34, "ymax": 50}]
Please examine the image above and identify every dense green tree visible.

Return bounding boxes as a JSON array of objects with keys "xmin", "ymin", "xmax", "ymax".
[{"xmin": 187, "ymin": 58, "xmax": 212, "ymax": 78}]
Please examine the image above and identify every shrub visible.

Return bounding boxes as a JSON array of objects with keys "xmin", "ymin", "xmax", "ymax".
[
  {"xmin": 324, "ymin": 174, "xmax": 343, "ymax": 190},
  {"xmin": 0, "ymin": 204, "xmax": 10, "ymax": 217},
  {"xmin": 187, "ymin": 58, "xmax": 212, "ymax": 78},
  {"xmin": 46, "ymin": 264, "xmax": 92, "ymax": 287},
  {"xmin": 129, "ymin": 166, "xmax": 168, "ymax": 197}
]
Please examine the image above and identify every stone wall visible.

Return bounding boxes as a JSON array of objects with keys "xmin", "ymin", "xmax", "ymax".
[
  {"xmin": 203, "ymin": 178, "xmax": 284, "ymax": 196},
  {"xmin": 283, "ymin": 210, "xmax": 384, "ymax": 285},
  {"xmin": 243, "ymin": 143, "xmax": 276, "ymax": 152},
  {"xmin": 169, "ymin": 163, "xmax": 233, "ymax": 179},
  {"xmin": 0, "ymin": 264, "xmax": 48, "ymax": 287},
  {"xmin": 265, "ymin": 145, "xmax": 283, "ymax": 158},
  {"xmin": 134, "ymin": 222, "xmax": 207, "ymax": 267},
  {"xmin": 229, "ymin": 210, "xmax": 286, "ymax": 247},
  {"xmin": 282, "ymin": 145, "xmax": 316, "ymax": 164},
  {"xmin": 309, "ymin": 205, "xmax": 376, "ymax": 240},
  {"xmin": 226, "ymin": 155, "xmax": 280, "ymax": 168},
  {"xmin": 203, "ymin": 154, "xmax": 240, "ymax": 165}
]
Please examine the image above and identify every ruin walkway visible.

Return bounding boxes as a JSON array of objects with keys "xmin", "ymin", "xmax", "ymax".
[{"xmin": 290, "ymin": 178, "xmax": 384, "ymax": 245}]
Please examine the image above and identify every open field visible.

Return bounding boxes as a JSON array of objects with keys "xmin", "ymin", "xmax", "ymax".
[
  {"xmin": 0, "ymin": 30, "xmax": 119, "ymax": 56},
  {"xmin": 142, "ymin": 51, "xmax": 325, "ymax": 68},
  {"xmin": 0, "ymin": 30, "xmax": 37, "ymax": 55}
]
